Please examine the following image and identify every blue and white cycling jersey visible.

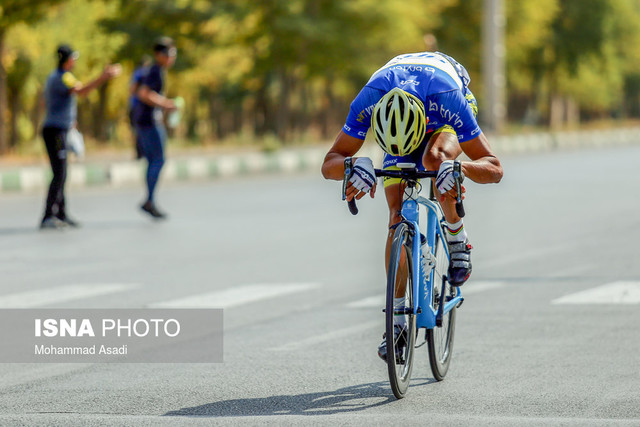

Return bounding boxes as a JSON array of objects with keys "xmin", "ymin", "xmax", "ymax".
[{"xmin": 342, "ymin": 52, "xmax": 481, "ymax": 143}]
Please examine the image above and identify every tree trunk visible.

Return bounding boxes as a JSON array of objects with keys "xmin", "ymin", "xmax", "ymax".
[
  {"xmin": 254, "ymin": 82, "xmax": 269, "ymax": 136},
  {"xmin": 0, "ymin": 30, "xmax": 8, "ymax": 154},
  {"xmin": 8, "ymin": 87, "xmax": 20, "ymax": 148},
  {"xmin": 206, "ymin": 91, "xmax": 218, "ymax": 141},
  {"xmin": 31, "ymin": 89, "xmax": 44, "ymax": 140},
  {"xmin": 566, "ymin": 97, "xmax": 579, "ymax": 126},
  {"xmin": 297, "ymin": 80, "xmax": 309, "ymax": 137},
  {"xmin": 549, "ymin": 95, "xmax": 564, "ymax": 130},
  {"xmin": 275, "ymin": 68, "xmax": 291, "ymax": 142},
  {"xmin": 186, "ymin": 97, "xmax": 198, "ymax": 141},
  {"xmin": 93, "ymin": 84, "xmax": 108, "ymax": 142},
  {"xmin": 232, "ymin": 104, "xmax": 242, "ymax": 135},
  {"xmin": 320, "ymin": 80, "xmax": 334, "ymax": 140}
]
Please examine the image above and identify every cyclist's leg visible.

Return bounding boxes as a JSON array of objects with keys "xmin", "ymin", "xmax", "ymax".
[
  {"xmin": 379, "ymin": 138, "xmax": 427, "ymax": 361},
  {"xmin": 422, "ymin": 127, "xmax": 472, "ymax": 285},
  {"xmin": 382, "ymin": 136, "xmax": 428, "ymax": 272},
  {"xmin": 422, "ymin": 127, "xmax": 462, "ymax": 224}
]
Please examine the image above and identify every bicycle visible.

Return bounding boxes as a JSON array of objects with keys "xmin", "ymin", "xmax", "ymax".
[{"xmin": 342, "ymin": 158, "xmax": 465, "ymax": 399}]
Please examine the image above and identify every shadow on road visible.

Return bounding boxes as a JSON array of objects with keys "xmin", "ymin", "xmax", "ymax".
[
  {"xmin": 164, "ymin": 380, "xmax": 436, "ymax": 418},
  {"xmin": 0, "ymin": 220, "xmax": 147, "ymax": 236}
]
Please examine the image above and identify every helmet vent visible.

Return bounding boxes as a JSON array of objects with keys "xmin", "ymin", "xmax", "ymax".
[{"xmin": 371, "ymin": 88, "xmax": 426, "ymax": 156}]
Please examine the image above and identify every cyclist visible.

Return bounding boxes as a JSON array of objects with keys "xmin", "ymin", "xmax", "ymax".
[{"xmin": 321, "ymin": 51, "xmax": 503, "ymax": 361}]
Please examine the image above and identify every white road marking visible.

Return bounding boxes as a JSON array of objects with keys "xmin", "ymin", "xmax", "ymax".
[
  {"xmin": 552, "ymin": 281, "xmax": 640, "ymax": 305},
  {"xmin": 347, "ymin": 281, "xmax": 506, "ymax": 308},
  {"xmin": 270, "ymin": 321, "xmax": 379, "ymax": 352},
  {"xmin": 482, "ymin": 240, "xmax": 577, "ymax": 269},
  {"xmin": 150, "ymin": 283, "xmax": 320, "ymax": 308},
  {"xmin": 462, "ymin": 280, "xmax": 506, "ymax": 295},
  {"xmin": 0, "ymin": 283, "xmax": 138, "ymax": 308},
  {"xmin": 346, "ymin": 296, "xmax": 383, "ymax": 308}
]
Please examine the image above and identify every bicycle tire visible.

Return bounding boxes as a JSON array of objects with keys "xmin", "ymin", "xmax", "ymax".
[
  {"xmin": 426, "ymin": 232, "xmax": 457, "ymax": 381},
  {"xmin": 386, "ymin": 223, "xmax": 417, "ymax": 399}
]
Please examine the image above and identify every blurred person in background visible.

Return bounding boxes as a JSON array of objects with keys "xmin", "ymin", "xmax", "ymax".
[
  {"xmin": 40, "ymin": 44, "xmax": 121, "ymax": 230},
  {"xmin": 128, "ymin": 55, "xmax": 151, "ymax": 160},
  {"xmin": 132, "ymin": 37, "xmax": 177, "ymax": 219}
]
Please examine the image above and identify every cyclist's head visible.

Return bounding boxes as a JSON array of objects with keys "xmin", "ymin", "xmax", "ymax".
[{"xmin": 371, "ymin": 87, "xmax": 426, "ymax": 156}]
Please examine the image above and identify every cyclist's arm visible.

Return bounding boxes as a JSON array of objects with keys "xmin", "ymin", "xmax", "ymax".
[
  {"xmin": 323, "ymin": 85, "xmax": 384, "ymax": 181},
  {"xmin": 430, "ymin": 89, "xmax": 502, "ymax": 184},
  {"xmin": 321, "ymin": 130, "xmax": 365, "ymax": 180},
  {"xmin": 459, "ymin": 132, "xmax": 503, "ymax": 184}
]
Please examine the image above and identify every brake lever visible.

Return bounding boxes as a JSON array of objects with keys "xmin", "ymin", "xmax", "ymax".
[
  {"xmin": 342, "ymin": 157, "xmax": 359, "ymax": 215},
  {"xmin": 453, "ymin": 160, "xmax": 465, "ymax": 218}
]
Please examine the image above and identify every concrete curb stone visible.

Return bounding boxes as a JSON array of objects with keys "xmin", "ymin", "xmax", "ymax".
[{"xmin": 1, "ymin": 127, "xmax": 638, "ymax": 194}]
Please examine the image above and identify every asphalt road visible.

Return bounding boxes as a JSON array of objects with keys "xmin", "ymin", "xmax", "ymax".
[{"xmin": 0, "ymin": 144, "xmax": 639, "ymax": 426}]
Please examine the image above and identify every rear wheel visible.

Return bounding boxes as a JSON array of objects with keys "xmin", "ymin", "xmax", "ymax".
[
  {"xmin": 427, "ymin": 232, "xmax": 456, "ymax": 381},
  {"xmin": 385, "ymin": 223, "xmax": 417, "ymax": 399}
]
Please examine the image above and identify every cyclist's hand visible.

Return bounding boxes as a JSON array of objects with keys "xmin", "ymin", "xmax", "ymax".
[
  {"xmin": 347, "ymin": 157, "xmax": 376, "ymax": 201},
  {"xmin": 346, "ymin": 180, "xmax": 377, "ymax": 201},
  {"xmin": 440, "ymin": 184, "xmax": 466, "ymax": 202},
  {"xmin": 435, "ymin": 160, "xmax": 456, "ymax": 194}
]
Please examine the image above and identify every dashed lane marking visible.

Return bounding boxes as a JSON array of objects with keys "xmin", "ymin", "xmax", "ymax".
[
  {"xmin": 0, "ymin": 283, "xmax": 139, "ymax": 308},
  {"xmin": 149, "ymin": 283, "xmax": 320, "ymax": 308},
  {"xmin": 269, "ymin": 321, "xmax": 379, "ymax": 352},
  {"xmin": 346, "ymin": 281, "xmax": 506, "ymax": 308},
  {"xmin": 552, "ymin": 281, "xmax": 640, "ymax": 305}
]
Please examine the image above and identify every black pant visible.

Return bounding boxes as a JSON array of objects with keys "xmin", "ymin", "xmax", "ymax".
[{"xmin": 42, "ymin": 126, "xmax": 68, "ymax": 220}]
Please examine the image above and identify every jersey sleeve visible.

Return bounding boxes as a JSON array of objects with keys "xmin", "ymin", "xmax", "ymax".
[
  {"xmin": 140, "ymin": 66, "xmax": 162, "ymax": 93},
  {"xmin": 61, "ymin": 72, "xmax": 79, "ymax": 90},
  {"xmin": 427, "ymin": 90, "xmax": 482, "ymax": 143},
  {"xmin": 342, "ymin": 86, "xmax": 385, "ymax": 140}
]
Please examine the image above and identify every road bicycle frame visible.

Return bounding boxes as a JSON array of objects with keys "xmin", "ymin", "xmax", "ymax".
[
  {"xmin": 399, "ymin": 189, "xmax": 463, "ymax": 329},
  {"xmin": 342, "ymin": 157, "xmax": 465, "ymax": 394},
  {"xmin": 342, "ymin": 157, "xmax": 464, "ymax": 329}
]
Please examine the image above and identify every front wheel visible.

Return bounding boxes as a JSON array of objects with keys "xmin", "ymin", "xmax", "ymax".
[
  {"xmin": 386, "ymin": 223, "xmax": 417, "ymax": 399},
  {"xmin": 426, "ymin": 232, "xmax": 457, "ymax": 381}
]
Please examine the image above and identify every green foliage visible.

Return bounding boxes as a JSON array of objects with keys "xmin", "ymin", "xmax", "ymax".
[
  {"xmin": 1, "ymin": 0, "xmax": 640, "ymax": 153},
  {"xmin": 0, "ymin": 0, "xmax": 67, "ymax": 30}
]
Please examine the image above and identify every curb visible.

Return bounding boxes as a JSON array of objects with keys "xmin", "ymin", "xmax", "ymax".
[
  {"xmin": 490, "ymin": 127, "xmax": 639, "ymax": 154},
  {"xmin": 1, "ymin": 127, "xmax": 638, "ymax": 194},
  {"xmin": 0, "ymin": 146, "xmax": 380, "ymax": 194}
]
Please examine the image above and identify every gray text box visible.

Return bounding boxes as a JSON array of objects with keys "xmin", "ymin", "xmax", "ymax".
[{"xmin": 0, "ymin": 309, "xmax": 223, "ymax": 363}]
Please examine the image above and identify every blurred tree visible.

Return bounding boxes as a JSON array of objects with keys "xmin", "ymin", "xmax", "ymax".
[
  {"xmin": 0, "ymin": 0, "xmax": 67, "ymax": 153},
  {"xmin": 6, "ymin": 0, "xmax": 126, "ymax": 143},
  {"xmin": 6, "ymin": 52, "xmax": 32, "ymax": 147},
  {"xmin": 100, "ymin": 0, "xmax": 228, "ymax": 66},
  {"xmin": 2, "ymin": 0, "xmax": 640, "ymax": 155}
]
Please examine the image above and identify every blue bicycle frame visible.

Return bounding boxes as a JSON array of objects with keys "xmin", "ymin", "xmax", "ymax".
[
  {"xmin": 342, "ymin": 158, "xmax": 465, "ymax": 394},
  {"xmin": 342, "ymin": 157, "xmax": 464, "ymax": 328},
  {"xmin": 399, "ymin": 192, "xmax": 463, "ymax": 330}
]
